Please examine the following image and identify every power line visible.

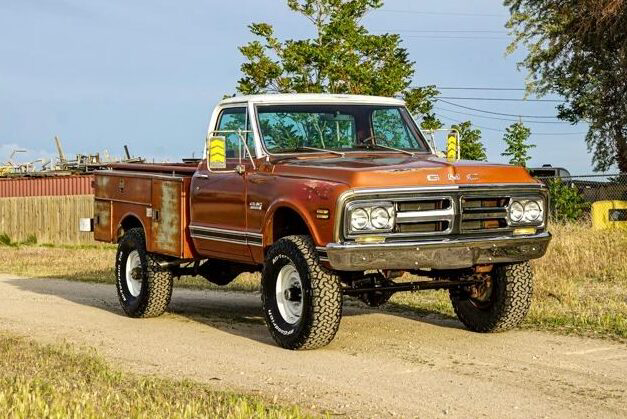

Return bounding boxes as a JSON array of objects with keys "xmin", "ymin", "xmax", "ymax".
[
  {"xmin": 380, "ymin": 29, "xmax": 507, "ymax": 34},
  {"xmin": 434, "ymin": 113, "xmax": 587, "ymax": 136},
  {"xmin": 403, "ymin": 35, "xmax": 505, "ymax": 40},
  {"xmin": 416, "ymin": 86, "xmax": 527, "ymax": 91},
  {"xmin": 437, "ymin": 96, "xmax": 564, "ymax": 102},
  {"xmin": 436, "ymin": 99, "xmax": 561, "ymax": 118},
  {"xmin": 433, "ymin": 106, "xmax": 572, "ymax": 124},
  {"xmin": 378, "ymin": 9, "xmax": 507, "ymax": 17}
]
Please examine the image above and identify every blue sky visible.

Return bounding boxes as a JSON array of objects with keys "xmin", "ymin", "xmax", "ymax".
[{"xmin": 0, "ymin": 0, "xmax": 600, "ymax": 173}]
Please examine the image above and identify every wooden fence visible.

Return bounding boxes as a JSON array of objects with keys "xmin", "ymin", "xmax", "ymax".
[{"xmin": 0, "ymin": 195, "xmax": 95, "ymax": 245}]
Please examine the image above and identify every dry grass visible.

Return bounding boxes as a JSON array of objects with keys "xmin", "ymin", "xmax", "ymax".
[
  {"xmin": 528, "ymin": 222, "xmax": 627, "ymax": 339},
  {"xmin": 390, "ymin": 222, "xmax": 627, "ymax": 340},
  {"xmin": 0, "ymin": 332, "xmax": 310, "ymax": 418},
  {"xmin": 1, "ymin": 222, "xmax": 625, "ymax": 340},
  {"xmin": 0, "ymin": 243, "xmax": 260, "ymax": 292}
]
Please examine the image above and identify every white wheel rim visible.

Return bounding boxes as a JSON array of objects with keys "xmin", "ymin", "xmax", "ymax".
[
  {"xmin": 275, "ymin": 263, "xmax": 303, "ymax": 325},
  {"xmin": 125, "ymin": 250, "xmax": 142, "ymax": 297}
]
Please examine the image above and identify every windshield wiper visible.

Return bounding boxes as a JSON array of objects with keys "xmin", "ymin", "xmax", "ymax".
[
  {"xmin": 296, "ymin": 146, "xmax": 345, "ymax": 157},
  {"xmin": 359, "ymin": 136, "xmax": 415, "ymax": 156}
]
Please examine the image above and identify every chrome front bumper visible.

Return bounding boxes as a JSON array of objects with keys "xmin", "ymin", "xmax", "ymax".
[{"xmin": 324, "ymin": 232, "xmax": 551, "ymax": 271}]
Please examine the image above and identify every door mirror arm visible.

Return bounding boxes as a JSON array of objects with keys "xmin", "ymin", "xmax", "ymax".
[{"xmin": 205, "ymin": 129, "xmax": 256, "ymax": 173}]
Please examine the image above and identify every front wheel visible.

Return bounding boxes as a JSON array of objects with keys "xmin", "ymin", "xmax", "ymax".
[
  {"xmin": 449, "ymin": 262, "xmax": 533, "ymax": 332},
  {"xmin": 115, "ymin": 227, "xmax": 174, "ymax": 318},
  {"xmin": 262, "ymin": 235, "xmax": 342, "ymax": 350}
]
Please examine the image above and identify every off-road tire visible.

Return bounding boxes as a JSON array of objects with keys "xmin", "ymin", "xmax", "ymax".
[
  {"xmin": 115, "ymin": 227, "xmax": 173, "ymax": 318},
  {"xmin": 450, "ymin": 262, "xmax": 533, "ymax": 332},
  {"xmin": 262, "ymin": 235, "xmax": 342, "ymax": 350}
]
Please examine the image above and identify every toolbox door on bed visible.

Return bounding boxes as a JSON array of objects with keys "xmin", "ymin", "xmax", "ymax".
[{"xmin": 150, "ymin": 178, "xmax": 183, "ymax": 257}]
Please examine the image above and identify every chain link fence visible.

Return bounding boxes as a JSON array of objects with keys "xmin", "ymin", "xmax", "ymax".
[{"xmin": 534, "ymin": 173, "xmax": 627, "ymax": 221}]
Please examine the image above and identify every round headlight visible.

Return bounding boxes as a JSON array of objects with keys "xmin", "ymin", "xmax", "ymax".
[
  {"xmin": 370, "ymin": 207, "xmax": 390, "ymax": 229},
  {"xmin": 509, "ymin": 201, "xmax": 524, "ymax": 222},
  {"xmin": 350, "ymin": 208, "xmax": 369, "ymax": 230},
  {"xmin": 524, "ymin": 201, "xmax": 542, "ymax": 221}
]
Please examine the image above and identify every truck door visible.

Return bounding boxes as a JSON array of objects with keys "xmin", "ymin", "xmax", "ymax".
[{"xmin": 190, "ymin": 106, "xmax": 253, "ymax": 262}]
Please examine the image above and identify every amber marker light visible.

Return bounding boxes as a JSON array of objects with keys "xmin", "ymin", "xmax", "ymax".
[
  {"xmin": 354, "ymin": 235, "xmax": 386, "ymax": 244},
  {"xmin": 513, "ymin": 227, "xmax": 537, "ymax": 236}
]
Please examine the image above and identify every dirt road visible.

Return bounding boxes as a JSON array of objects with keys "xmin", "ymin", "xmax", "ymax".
[{"xmin": 0, "ymin": 274, "xmax": 625, "ymax": 418}]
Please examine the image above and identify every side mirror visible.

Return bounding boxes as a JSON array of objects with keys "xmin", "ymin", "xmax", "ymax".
[
  {"xmin": 205, "ymin": 129, "xmax": 257, "ymax": 173},
  {"xmin": 446, "ymin": 130, "xmax": 460, "ymax": 162},
  {"xmin": 207, "ymin": 136, "xmax": 226, "ymax": 169}
]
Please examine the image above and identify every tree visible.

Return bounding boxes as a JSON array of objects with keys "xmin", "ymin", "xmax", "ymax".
[
  {"xmin": 237, "ymin": 0, "xmax": 440, "ymax": 129},
  {"xmin": 505, "ymin": 0, "xmax": 627, "ymax": 172},
  {"xmin": 501, "ymin": 122, "xmax": 535, "ymax": 167},
  {"xmin": 451, "ymin": 121, "xmax": 487, "ymax": 161}
]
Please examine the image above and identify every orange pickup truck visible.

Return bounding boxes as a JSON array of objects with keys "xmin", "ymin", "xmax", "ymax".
[{"xmin": 84, "ymin": 94, "xmax": 551, "ymax": 350}]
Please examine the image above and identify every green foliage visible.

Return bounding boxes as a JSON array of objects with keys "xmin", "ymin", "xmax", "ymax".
[
  {"xmin": 0, "ymin": 233, "xmax": 13, "ymax": 247},
  {"xmin": 546, "ymin": 179, "xmax": 588, "ymax": 222},
  {"xmin": 237, "ymin": 0, "xmax": 440, "ymax": 126},
  {"xmin": 451, "ymin": 121, "xmax": 487, "ymax": 161},
  {"xmin": 21, "ymin": 234, "xmax": 37, "ymax": 246},
  {"xmin": 259, "ymin": 111, "xmax": 355, "ymax": 150},
  {"xmin": 501, "ymin": 122, "xmax": 535, "ymax": 167},
  {"xmin": 505, "ymin": 0, "xmax": 627, "ymax": 172}
]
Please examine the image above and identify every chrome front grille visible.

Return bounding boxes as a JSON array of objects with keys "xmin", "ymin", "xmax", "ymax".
[{"xmin": 338, "ymin": 185, "xmax": 547, "ymax": 242}]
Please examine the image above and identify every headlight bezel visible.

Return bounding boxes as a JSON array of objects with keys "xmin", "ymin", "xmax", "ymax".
[
  {"xmin": 345, "ymin": 201, "xmax": 396, "ymax": 235},
  {"xmin": 507, "ymin": 197, "xmax": 546, "ymax": 226}
]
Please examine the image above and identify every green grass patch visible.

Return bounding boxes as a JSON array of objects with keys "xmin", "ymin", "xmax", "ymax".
[
  {"xmin": 0, "ymin": 332, "xmax": 313, "ymax": 418},
  {"xmin": 0, "ymin": 232, "xmax": 15, "ymax": 247},
  {"xmin": 20, "ymin": 234, "xmax": 37, "ymax": 246}
]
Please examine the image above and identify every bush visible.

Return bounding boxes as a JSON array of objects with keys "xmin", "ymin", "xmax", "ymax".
[
  {"xmin": 547, "ymin": 179, "xmax": 588, "ymax": 222},
  {"xmin": 0, "ymin": 233, "xmax": 12, "ymax": 246},
  {"xmin": 21, "ymin": 234, "xmax": 37, "ymax": 245}
]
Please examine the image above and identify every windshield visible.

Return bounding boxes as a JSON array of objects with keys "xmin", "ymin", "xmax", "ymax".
[{"xmin": 257, "ymin": 105, "xmax": 429, "ymax": 154}]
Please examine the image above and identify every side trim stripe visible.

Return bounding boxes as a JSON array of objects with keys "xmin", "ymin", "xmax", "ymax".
[{"xmin": 190, "ymin": 225, "xmax": 263, "ymax": 246}]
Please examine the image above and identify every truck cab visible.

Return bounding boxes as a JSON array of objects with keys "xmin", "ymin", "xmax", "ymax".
[{"xmin": 89, "ymin": 94, "xmax": 551, "ymax": 350}]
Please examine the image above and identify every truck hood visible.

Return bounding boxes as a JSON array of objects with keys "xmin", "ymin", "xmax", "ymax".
[{"xmin": 270, "ymin": 154, "xmax": 537, "ymax": 188}]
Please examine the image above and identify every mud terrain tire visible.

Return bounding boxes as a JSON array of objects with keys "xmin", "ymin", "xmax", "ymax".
[
  {"xmin": 115, "ymin": 227, "xmax": 173, "ymax": 318},
  {"xmin": 450, "ymin": 262, "xmax": 533, "ymax": 332},
  {"xmin": 262, "ymin": 235, "xmax": 342, "ymax": 350}
]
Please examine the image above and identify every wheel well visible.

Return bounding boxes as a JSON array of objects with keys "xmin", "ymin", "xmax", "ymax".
[
  {"xmin": 117, "ymin": 215, "xmax": 143, "ymax": 240},
  {"xmin": 272, "ymin": 207, "xmax": 311, "ymax": 243}
]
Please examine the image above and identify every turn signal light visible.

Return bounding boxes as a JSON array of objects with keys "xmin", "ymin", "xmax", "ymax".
[
  {"xmin": 355, "ymin": 235, "xmax": 386, "ymax": 244},
  {"xmin": 513, "ymin": 227, "xmax": 537, "ymax": 236}
]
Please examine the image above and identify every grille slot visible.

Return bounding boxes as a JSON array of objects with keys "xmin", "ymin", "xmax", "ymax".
[
  {"xmin": 397, "ymin": 221, "xmax": 449, "ymax": 233},
  {"xmin": 394, "ymin": 197, "xmax": 454, "ymax": 235},
  {"xmin": 397, "ymin": 198, "xmax": 451, "ymax": 212},
  {"xmin": 461, "ymin": 197, "xmax": 510, "ymax": 232}
]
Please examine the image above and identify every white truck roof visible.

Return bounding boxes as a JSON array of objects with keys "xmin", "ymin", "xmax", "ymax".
[{"xmin": 219, "ymin": 93, "xmax": 405, "ymax": 106}]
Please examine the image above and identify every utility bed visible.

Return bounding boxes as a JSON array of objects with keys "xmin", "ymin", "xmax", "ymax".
[{"xmin": 93, "ymin": 163, "xmax": 198, "ymax": 259}]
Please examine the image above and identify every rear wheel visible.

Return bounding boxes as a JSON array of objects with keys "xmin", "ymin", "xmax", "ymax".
[
  {"xmin": 262, "ymin": 235, "xmax": 342, "ymax": 350},
  {"xmin": 115, "ymin": 227, "xmax": 173, "ymax": 318},
  {"xmin": 449, "ymin": 262, "xmax": 533, "ymax": 332}
]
